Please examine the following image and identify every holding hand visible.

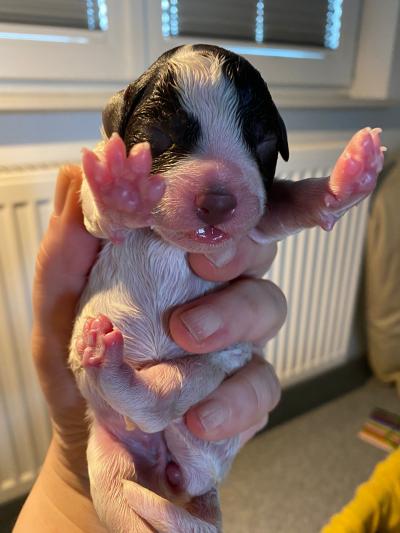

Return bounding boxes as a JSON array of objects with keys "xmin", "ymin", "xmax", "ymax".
[{"xmin": 15, "ymin": 164, "xmax": 284, "ymax": 531}]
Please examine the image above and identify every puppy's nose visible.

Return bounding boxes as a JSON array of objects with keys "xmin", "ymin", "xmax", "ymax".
[{"xmin": 195, "ymin": 192, "xmax": 237, "ymax": 225}]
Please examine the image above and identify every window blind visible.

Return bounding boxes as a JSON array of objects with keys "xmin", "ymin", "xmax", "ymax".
[
  {"xmin": 0, "ymin": 0, "xmax": 108, "ymax": 31},
  {"xmin": 162, "ymin": 0, "xmax": 343, "ymax": 49}
]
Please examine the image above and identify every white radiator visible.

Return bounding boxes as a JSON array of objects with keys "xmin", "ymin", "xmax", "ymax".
[{"xmin": 0, "ymin": 138, "xmax": 368, "ymax": 503}]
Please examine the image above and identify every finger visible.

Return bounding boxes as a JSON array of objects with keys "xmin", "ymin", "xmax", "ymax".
[
  {"xmin": 32, "ymin": 166, "xmax": 100, "ymax": 409},
  {"xmin": 186, "ymin": 356, "xmax": 281, "ymax": 441},
  {"xmin": 169, "ymin": 278, "xmax": 287, "ymax": 353},
  {"xmin": 34, "ymin": 166, "xmax": 100, "ymax": 328},
  {"xmin": 188, "ymin": 237, "xmax": 277, "ymax": 282},
  {"xmin": 53, "ymin": 165, "xmax": 73, "ymax": 215},
  {"xmin": 237, "ymin": 414, "xmax": 269, "ymax": 447}
]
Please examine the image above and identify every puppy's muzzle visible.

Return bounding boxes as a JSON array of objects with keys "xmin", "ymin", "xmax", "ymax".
[{"xmin": 195, "ymin": 191, "xmax": 237, "ymax": 225}]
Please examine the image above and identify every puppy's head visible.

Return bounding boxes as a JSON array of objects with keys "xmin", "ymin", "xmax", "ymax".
[{"xmin": 103, "ymin": 44, "xmax": 288, "ymax": 253}]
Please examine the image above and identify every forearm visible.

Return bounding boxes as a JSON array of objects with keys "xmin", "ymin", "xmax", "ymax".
[{"xmin": 14, "ymin": 439, "xmax": 106, "ymax": 533}]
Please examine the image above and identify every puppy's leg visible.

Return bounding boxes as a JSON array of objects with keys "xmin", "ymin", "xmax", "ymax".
[
  {"xmin": 122, "ymin": 481, "xmax": 221, "ymax": 533},
  {"xmin": 164, "ymin": 418, "xmax": 240, "ymax": 496},
  {"xmin": 80, "ymin": 134, "xmax": 165, "ymax": 242},
  {"xmin": 251, "ymin": 127, "xmax": 385, "ymax": 243},
  {"xmin": 87, "ymin": 422, "xmax": 154, "ymax": 533},
  {"xmin": 76, "ymin": 315, "xmax": 251, "ymax": 433},
  {"xmin": 89, "ymin": 421, "xmax": 218, "ymax": 532}
]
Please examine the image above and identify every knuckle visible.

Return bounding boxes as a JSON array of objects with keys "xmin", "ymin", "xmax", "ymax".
[
  {"xmin": 266, "ymin": 281, "xmax": 288, "ymax": 328},
  {"xmin": 246, "ymin": 241, "xmax": 278, "ymax": 278},
  {"xmin": 265, "ymin": 363, "xmax": 282, "ymax": 410},
  {"xmin": 234, "ymin": 278, "xmax": 287, "ymax": 341},
  {"xmin": 253, "ymin": 357, "xmax": 281, "ymax": 413},
  {"xmin": 263, "ymin": 241, "xmax": 278, "ymax": 266}
]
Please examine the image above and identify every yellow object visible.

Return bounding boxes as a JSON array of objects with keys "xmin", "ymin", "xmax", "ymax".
[{"xmin": 321, "ymin": 448, "xmax": 400, "ymax": 532}]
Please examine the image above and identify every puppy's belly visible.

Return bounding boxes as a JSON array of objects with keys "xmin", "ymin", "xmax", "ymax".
[
  {"xmin": 70, "ymin": 229, "xmax": 225, "ymax": 497},
  {"xmin": 72, "ymin": 228, "xmax": 218, "ymax": 370},
  {"xmin": 89, "ymin": 407, "xmax": 171, "ymax": 496}
]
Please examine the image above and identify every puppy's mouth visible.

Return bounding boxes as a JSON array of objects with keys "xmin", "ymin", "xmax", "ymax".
[{"xmin": 189, "ymin": 226, "xmax": 229, "ymax": 244}]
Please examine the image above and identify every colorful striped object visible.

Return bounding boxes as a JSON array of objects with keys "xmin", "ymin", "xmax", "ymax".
[{"xmin": 358, "ymin": 408, "xmax": 400, "ymax": 452}]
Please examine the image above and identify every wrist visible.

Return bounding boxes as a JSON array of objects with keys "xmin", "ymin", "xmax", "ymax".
[{"xmin": 14, "ymin": 439, "xmax": 106, "ymax": 532}]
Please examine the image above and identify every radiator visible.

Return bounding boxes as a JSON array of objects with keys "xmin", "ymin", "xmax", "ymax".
[{"xmin": 0, "ymin": 138, "xmax": 369, "ymax": 503}]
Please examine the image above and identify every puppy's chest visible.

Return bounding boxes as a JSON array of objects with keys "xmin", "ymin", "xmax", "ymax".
[{"xmin": 80, "ymin": 229, "xmax": 219, "ymax": 365}]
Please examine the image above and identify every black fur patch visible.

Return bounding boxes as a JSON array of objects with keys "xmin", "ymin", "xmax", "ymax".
[
  {"xmin": 192, "ymin": 44, "xmax": 289, "ymax": 189},
  {"xmin": 102, "ymin": 44, "xmax": 288, "ymax": 184},
  {"xmin": 123, "ymin": 68, "xmax": 201, "ymax": 174}
]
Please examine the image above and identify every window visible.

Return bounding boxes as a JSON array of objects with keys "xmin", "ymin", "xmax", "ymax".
[
  {"xmin": 146, "ymin": 0, "xmax": 362, "ymax": 88},
  {"xmin": 0, "ymin": 0, "xmax": 109, "ymax": 31},
  {"xmin": 0, "ymin": 0, "xmax": 144, "ymax": 82},
  {"xmin": 1, "ymin": 0, "xmax": 398, "ymax": 108}
]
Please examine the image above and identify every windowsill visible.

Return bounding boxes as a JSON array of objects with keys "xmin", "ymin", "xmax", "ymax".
[
  {"xmin": 272, "ymin": 87, "xmax": 398, "ymax": 109},
  {"xmin": 0, "ymin": 82, "xmax": 125, "ymax": 112},
  {"xmin": 0, "ymin": 83, "xmax": 397, "ymax": 113}
]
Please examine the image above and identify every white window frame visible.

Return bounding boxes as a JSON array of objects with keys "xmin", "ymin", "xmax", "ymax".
[
  {"xmin": 0, "ymin": 0, "xmax": 399, "ymax": 111},
  {"xmin": 145, "ymin": 0, "xmax": 361, "ymax": 89},
  {"xmin": 0, "ymin": 0, "xmax": 145, "ymax": 83}
]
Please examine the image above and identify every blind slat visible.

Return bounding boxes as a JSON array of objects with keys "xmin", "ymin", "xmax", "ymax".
[
  {"xmin": 166, "ymin": 0, "xmax": 340, "ymax": 49},
  {"xmin": 0, "ymin": 0, "xmax": 103, "ymax": 31}
]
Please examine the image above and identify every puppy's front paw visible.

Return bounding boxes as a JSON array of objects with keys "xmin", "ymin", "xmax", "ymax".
[
  {"xmin": 82, "ymin": 134, "xmax": 165, "ymax": 240},
  {"xmin": 322, "ymin": 127, "xmax": 385, "ymax": 228}
]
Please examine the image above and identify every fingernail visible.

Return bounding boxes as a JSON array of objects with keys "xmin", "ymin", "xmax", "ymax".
[
  {"xmin": 196, "ymin": 400, "xmax": 226, "ymax": 432},
  {"xmin": 248, "ymin": 227, "xmax": 272, "ymax": 245},
  {"xmin": 206, "ymin": 243, "xmax": 236, "ymax": 267},
  {"xmin": 180, "ymin": 305, "xmax": 222, "ymax": 342}
]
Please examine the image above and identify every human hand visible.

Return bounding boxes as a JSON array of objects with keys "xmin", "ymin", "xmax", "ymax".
[
  {"xmin": 34, "ymin": 165, "xmax": 284, "ymax": 462},
  {"xmin": 171, "ymin": 239, "xmax": 285, "ymax": 445},
  {"xmin": 16, "ymin": 164, "xmax": 284, "ymax": 531}
]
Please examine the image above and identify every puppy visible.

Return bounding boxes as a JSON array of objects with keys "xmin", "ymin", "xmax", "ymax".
[{"xmin": 69, "ymin": 44, "xmax": 384, "ymax": 532}]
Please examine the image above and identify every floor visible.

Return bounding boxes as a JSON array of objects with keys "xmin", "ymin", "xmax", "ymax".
[{"xmin": 220, "ymin": 378, "xmax": 399, "ymax": 533}]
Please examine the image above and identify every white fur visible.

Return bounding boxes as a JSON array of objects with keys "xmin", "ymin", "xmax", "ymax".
[
  {"xmin": 69, "ymin": 228, "xmax": 252, "ymax": 532},
  {"xmin": 69, "ymin": 46, "xmax": 263, "ymax": 533}
]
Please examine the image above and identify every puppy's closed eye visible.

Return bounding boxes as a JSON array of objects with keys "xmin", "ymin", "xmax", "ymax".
[{"xmin": 147, "ymin": 126, "xmax": 174, "ymax": 158}]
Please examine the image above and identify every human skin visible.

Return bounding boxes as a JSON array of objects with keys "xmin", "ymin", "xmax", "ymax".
[{"xmin": 14, "ymin": 165, "xmax": 284, "ymax": 532}]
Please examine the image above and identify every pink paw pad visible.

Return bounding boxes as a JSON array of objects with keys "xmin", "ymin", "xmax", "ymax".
[
  {"xmin": 328, "ymin": 127, "xmax": 385, "ymax": 202},
  {"xmin": 82, "ymin": 133, "xmax": 166, "ymax": 229},
  {"xmin": 76, "ymin": 315, "xmax": 123, "ymax": 368}
]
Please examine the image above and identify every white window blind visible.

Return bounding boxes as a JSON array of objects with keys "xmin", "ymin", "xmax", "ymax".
[
  {"xmin": 149, "ymin": 0, "xmax": 359, "ymax": 89},
  {"xmin": 162, "ymin": 0, "xmax": 343, "ymax": 49},
  {"xmin": 0, "ymin": 0, "xmax": 108, "ymax": 31},
  {"xmin": 0, "ymin": 0, "xmax": 146, "ymax": 84}
]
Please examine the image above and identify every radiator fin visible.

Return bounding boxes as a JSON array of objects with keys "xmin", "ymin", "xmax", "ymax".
[{"xmin": 0, "ymin": 141, "xmax": 370, "ymax": 502}]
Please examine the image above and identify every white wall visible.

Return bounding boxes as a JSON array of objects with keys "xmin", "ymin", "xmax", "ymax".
[{"xmin": 1, "ymin": 106, "xmax": 400, "ymax": 147}]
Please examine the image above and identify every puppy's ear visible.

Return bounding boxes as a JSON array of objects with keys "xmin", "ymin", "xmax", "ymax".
[
  {"xmin": 102, "ymin": 89, "xmax": 125, "ymax": 138},
  {"xmin": 274, "ymin": 104, "xmax": 289, "ymax": 162},
  {"xmin": 255, "ymin": 100, "xmax": 289, "ymax": 187},
  {"xmin": 102, "ymin": 80, "xmax": 148, "ymax": 139}
]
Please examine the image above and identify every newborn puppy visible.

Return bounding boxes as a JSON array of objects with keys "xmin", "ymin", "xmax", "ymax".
[{"xmin": 69, "ymin": 44, "xmax": 384, "ymax": 532}]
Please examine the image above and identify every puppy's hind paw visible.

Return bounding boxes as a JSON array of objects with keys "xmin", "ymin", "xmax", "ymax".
[{"xmin": 76, "ymin": 315, "xmax": 123, "ymax": 368}]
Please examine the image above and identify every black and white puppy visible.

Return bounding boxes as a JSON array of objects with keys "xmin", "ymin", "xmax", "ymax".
[
  {"xmin": 68, "ymin": 43, "xmax": 383, "ymax": 532},
  {"xmin": 100, "ymin": 43, "xmax": 288, "ymax": 251},
  {"xmin": 69, "ymin": 43, "xmax": 287, "ymax": 532}
]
